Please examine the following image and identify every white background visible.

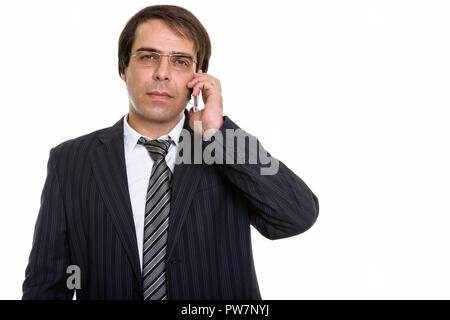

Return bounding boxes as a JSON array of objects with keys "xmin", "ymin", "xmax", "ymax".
[{"xmin": 1, "ymin": 0, "xmax": 449, "ymax": 299}]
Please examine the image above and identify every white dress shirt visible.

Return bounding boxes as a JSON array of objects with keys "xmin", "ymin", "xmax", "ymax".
[{"xmin": 123, "ymin": 113, "xmax": 185, "ymax": 271}]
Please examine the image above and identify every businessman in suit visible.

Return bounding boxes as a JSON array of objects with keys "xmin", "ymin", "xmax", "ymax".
[{"xmin": 22, "ymin": 5, "xmax": 319, "ymax": 300}]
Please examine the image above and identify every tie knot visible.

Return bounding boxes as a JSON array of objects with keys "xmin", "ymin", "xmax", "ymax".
[{"xmin": 138, "ymin": 136, "xmax": 173, "ymax": 161}]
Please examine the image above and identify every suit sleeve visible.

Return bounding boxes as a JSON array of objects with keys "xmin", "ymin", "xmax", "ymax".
[
  {"xmin": 203, "ymin": 116, "xmax": 319, "ymax": 240},
  {"xmin": 22, "ymin": 148, "xmax": 74, "ymax": 300}
]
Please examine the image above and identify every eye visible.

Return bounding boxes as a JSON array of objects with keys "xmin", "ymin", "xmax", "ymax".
[
  {"xmin": 172, "ymin": 56, "xmax": 191, "ymax": 68},
  {"xmin": 140, "ymin": 54, "xmax": 156, "ymax": 61},
  {"xmin": 136, "ymin": 52, "xmax": 159, "ymax": 63},
  {"xmin": 175, "ymin": 59, "xmax": 188, "ymax": 66}
]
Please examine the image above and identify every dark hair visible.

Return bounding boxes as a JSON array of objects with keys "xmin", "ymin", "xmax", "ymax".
[{"xmin": 118, "ymin": 5, "xmax": 211, "ymax": 75}]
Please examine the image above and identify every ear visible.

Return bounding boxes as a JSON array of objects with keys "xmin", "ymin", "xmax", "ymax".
[{"xmin": 120, "ymin": 72, "xmax": 127, "ymax": 82}]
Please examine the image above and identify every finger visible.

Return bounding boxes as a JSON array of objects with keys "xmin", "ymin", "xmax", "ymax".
[
  {"xmin": 191, "ymin": 79, "xmax": 204, "ymax": 96},
  {"xmin": 192, "ymin": 82, "xmax": 204, "ymax": 96},
  {"xmin": 188, "ymin": 73, "xmax": 216, "ymax": 87},
  {"xmin": 194, "ymin": 76, "xmax": 221, "ymax": 93},
  {"xmin": 187, "ymin": 76, "xmax": 207, "ymax": 88},
  {"xmin": 187, "ymin": 78, "xmax": 198, "ymax": 89},
  {"xmin": 192, "ymin": 79, "xmax": 214, "ymax": 97}
]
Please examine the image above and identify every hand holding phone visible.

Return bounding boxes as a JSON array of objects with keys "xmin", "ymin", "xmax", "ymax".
[{"xmin": 187, "ymin": 70, "xmax": 224, "ymax": 138}]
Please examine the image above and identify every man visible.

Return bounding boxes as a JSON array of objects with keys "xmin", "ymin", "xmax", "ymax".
[{"xmin": 22, "ymin": 5, "xmax": 319, "ymax": 300}]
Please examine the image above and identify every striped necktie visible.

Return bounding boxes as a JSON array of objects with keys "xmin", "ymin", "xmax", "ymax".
[{"xmin": 138, "ymin": 136, "xmax": 173, "ymax": 300}]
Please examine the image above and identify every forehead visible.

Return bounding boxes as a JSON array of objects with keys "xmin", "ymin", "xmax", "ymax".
[{"xmin": 132, "ymin": 19, "xmax": 196, "ymax": 56}]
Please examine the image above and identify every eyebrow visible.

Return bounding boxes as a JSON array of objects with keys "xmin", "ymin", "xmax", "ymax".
[{"xmin": 135, "ymin": 47, "xmax": 193, "ymax": 58}]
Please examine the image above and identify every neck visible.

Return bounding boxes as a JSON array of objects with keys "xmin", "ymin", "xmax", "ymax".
[{"xmin": 128, "ymin": 108, "xmax": 184, "ymax": 139}]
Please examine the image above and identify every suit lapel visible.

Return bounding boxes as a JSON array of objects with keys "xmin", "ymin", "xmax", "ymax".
[
  {"xmin": 89, "ymin": 117, "xmax": 142, "ymax": 289},
  {"xmin": 88, "ymin": 110, "xmax": 205, "ymax": 287},
  {"xmin": 167, "ymin": 109, "xmax": 204, "ymax": 259}
]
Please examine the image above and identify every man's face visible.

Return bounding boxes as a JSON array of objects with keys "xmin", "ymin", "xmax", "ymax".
[{"xmin": 121, "ymin": 19, "xmax": 196, "ymax": 124}]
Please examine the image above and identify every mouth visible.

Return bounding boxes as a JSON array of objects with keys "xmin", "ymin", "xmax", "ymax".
[{"xmin": 147, "ymin": 91, "xmax": 173, "ymax": 101}]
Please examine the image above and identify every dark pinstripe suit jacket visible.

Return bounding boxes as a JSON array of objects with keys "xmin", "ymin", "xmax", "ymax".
[{"xmin": 22, "ymin": 109, "xmax": 319, "ymax": 300}]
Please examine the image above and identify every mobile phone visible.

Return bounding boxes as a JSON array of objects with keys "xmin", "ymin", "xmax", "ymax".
[{"xmin": 193, "ymin": 69, "xmax": 203, "ymax": 112}]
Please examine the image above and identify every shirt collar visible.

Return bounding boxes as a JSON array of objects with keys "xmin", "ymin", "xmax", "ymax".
[{"xmin": 123, "ymin": 111, "xmax": 185, "ymax": 154}]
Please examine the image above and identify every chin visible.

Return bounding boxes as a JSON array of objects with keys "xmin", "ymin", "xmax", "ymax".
[{"xmin": 139, "ymin": 105, "xmax": 183, "ymax": 124}]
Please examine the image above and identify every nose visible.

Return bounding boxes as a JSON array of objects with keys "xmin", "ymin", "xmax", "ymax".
[{"xmin": 153, "ymin": 56, "xmax": 171, "ymax": 81}]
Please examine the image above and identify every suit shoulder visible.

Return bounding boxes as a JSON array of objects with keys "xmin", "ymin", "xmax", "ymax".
[
  {"xmin": 51, "ymin": 128, "xmax": 102, "ymax": 154},
  {"xmin": 50, "ymin": 119, "xmax": 122, "ymax": 160}
]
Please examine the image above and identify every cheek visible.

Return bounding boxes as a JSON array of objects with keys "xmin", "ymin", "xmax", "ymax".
[
  {"xmin": 178, "ymin": 85, "xmax": 192, "ymax": 102},
  {"xmin": 176, "ymin": 77, "xmax": 192, "ymax": 99},
  {"xmin": 127, "ymin": 72, "xmax": 149, "ymax": 94}
]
